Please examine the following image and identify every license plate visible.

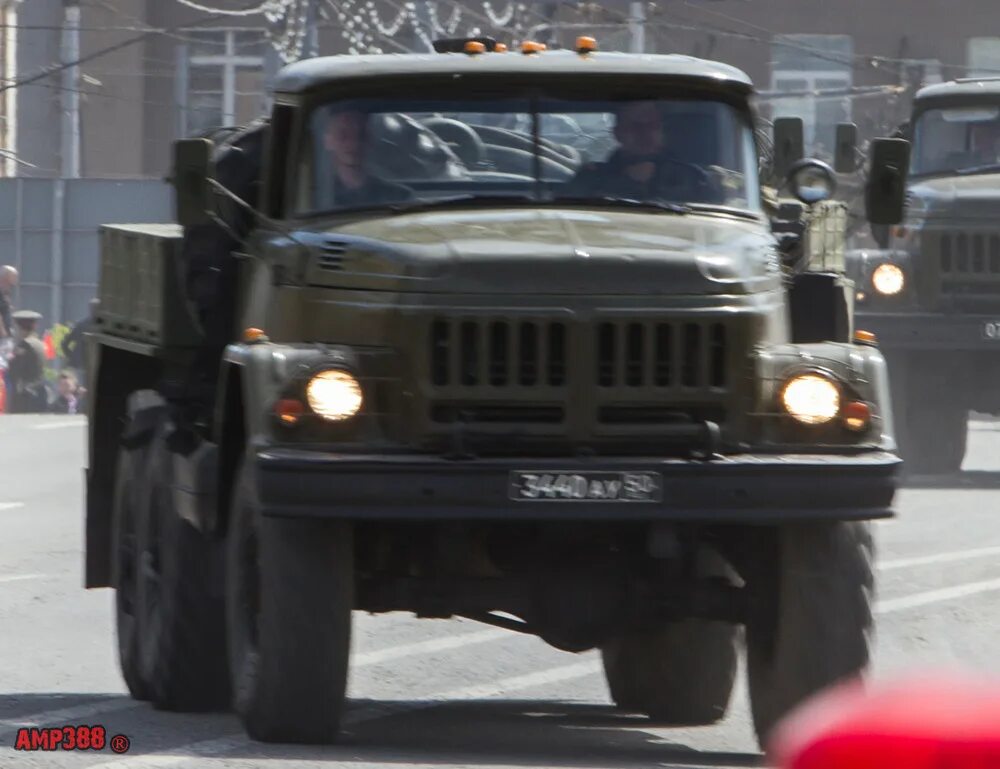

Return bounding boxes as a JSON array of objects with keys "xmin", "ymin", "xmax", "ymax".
[
  {"xmin": 509, "ymin": 471, "xmax": 663, "ymax": 502},
  {"xmin": 984, "ymin": 321, "xmax": 1000, "ymax": 340}
]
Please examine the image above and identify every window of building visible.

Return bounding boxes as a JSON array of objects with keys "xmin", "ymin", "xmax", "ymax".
[
  {"xmin": 178, "ymin": 29, "xmax": 267, "ymax": 137},
  {"xmin": 968, "ymin": 38, "xmax": 1000, "ymax": 78},
  {"xmin": 771, "ymin": 34, "xmax": 854, "ymax": 160}
]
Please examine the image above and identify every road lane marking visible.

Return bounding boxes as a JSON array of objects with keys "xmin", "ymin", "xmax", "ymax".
[
  {"xmin": 84, "ymin": 658, "xmax": 603, "ymax": 768},
  {"xmin": 353, "ymin": 628, "xmax": 509, "ymax": 666},
  {"xmin": 0, "ymin": 625, "xmax": 515, "ymax": 748},
  {"xmin": 31, "ymin": 420, "xmax": 85, "ymax": 430},
  {"xmin": 880, "ymin": 545, "xmax": 1000, "ymax": 571},
  {"xmin": 0, "ymin": 502, "xmax": 24, "ymax": 511},
  {"xmin": 877, "ymin": 576, "xmax": 1000, "ymax": 614},
  {"xmin": 0, "ymin": 573, "xmax": 50, "ymax": 585}
]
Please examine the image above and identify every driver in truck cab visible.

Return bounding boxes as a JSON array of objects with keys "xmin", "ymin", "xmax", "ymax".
[
  {"xmin": 566, "ymin": 100, "xmax": 721, "ymax": 202},
  {"xmin": 321, "ymin": 108, "xmax": 412, "ymax": 209}
]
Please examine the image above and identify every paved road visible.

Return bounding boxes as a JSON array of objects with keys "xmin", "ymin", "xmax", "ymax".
[{"xmin": 1, "ymin": 413, "xmax": 1000, "ymax": 768}]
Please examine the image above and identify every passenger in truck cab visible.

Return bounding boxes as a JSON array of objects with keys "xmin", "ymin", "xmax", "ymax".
[
  {"xmin": 564, "ymin": 100, "xmax": 721, "ymax": 203},
  {"xmin": 320, "ymin": 108, "xmax": 412, "ymax": 209}
]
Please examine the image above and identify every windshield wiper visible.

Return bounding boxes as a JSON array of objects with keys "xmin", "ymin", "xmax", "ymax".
[
  {"xmin": 554, "ymin": 196, "xmax": 690, "ymax": 214},
  {"xmin": 954, "ymin": 162, "xmax": 1000, "ymax": 176}
]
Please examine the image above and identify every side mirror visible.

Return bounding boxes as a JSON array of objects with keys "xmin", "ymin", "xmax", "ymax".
[
  {"xmin": 866, "ymin": 138, "xmax": 910, "ymax": 225},
  {"xmin": 172, "ymin": 138, "xmax": 215, "ymax": 228},
  {"xmin": 772, "ymin": 117, "xmax": 805, "ymax": 180},
  {"xmin": 787, "ymin": 159, "xmax": 837, "ymax": 205},
  {"xmin": 834, "ymin": 123, "xmax": 858, "ymax": 173}
]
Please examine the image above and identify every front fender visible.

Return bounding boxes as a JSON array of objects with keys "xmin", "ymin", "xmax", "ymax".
[
  {"xmin": 215, "ymin": 342, "xmax": 361, "ymax": 443},
  {"xmin": 755, "ymin": 341, "xmax": 896, "ymax": 452}
]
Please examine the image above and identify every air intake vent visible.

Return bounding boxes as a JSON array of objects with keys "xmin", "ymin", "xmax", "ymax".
[
  {"xmin": 318, "ymin": 240, "xmax": 349, "ymax": 271},
  {"xmin": 596, "ymin": 320, "xmax": 728, "ymax": 389}
]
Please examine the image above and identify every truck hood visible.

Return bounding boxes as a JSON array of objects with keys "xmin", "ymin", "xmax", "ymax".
[
  {"xmin": 297, "ymin": 208, "xmax": 778, "ymax": 295},
  {"xmin": 909, "ymin": 175, "xmax": 1000, "ymax": 222}
]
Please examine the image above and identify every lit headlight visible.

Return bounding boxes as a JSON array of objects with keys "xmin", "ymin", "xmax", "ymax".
[
  {"xmin": 305, "ymin": 369, "xmax": 363, "ymax": 421},
  {"xmin": 780, "ymin": 373, "xmax": 841, "ymax": 425},
  {"xmin": 872, "ymin": 263, "xmax": 905, "ymax": 296}
]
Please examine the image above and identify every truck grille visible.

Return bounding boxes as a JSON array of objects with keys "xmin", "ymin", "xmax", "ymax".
[
  {"xmin": 933, "ymin": 230, "xmax": 1000, "ymax": 310},
  {"xmin": 595, "ymin": 321, "xmax": 727, "ymax": 389},
  {"xmin": 430, "ymin": 318, "xmax": 568, "ymax": 388}
]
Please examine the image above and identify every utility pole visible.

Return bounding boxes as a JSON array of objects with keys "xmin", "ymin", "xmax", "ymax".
[
  {"xmin": 305, "ymin": 0, "xmax": 320, "ymax": 59},
  {"xmin": 60, "ymin": 0, "xmax": 81, "ymax": 178},
  {"xmin": 628, "ymin": 1, "xmax": 646, "ymax": 54}
]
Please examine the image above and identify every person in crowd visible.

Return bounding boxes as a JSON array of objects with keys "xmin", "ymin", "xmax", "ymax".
[
  {"xmin": 49, "ymin": 371, "xmax": 85, "ymax": 414},
  {"xmin": 0, "ymin": 265, "xmax": 17, "ymax": 339},
  {"xmin": 6, "ymin": 310, "xmax": 48, "ymax": 413},
  {"xmin": 62, "ymin": 298, "xmax": 98, "ymax": 384}
]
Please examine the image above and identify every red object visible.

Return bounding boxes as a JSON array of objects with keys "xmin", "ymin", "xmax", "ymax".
[
  {"xmin": 770, "ymin": 675, "xmax": 1000, "ymax": 769},
  {"xmin": 0, "ymin": 376, "xmax": 5, "ymax": 413},
  {"xmin": 43, "ymin": 331, "xmax": 55, "ymax": 360}
]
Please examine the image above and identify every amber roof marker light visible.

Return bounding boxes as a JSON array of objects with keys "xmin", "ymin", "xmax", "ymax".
[
  {"xmin": 464, "ymin": 40, "xmax": 486, "ymax": 55},
  {"xmin": 521, "ymin": 41, "xmax": 547, "ymax": 55},
  {"xmin": 576, "ymin": 36, "xmax": 598, "ymax": 55}
]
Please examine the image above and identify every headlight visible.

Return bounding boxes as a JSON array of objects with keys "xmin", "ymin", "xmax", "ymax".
[
  {"xmin": 780, "ymin": 373, "xmax": 841, "ymax": 425},
  {"xmin": 305, "ymin": 369, "xmax": 363, "ymax": 421},
  {"xmin": 872, "ymin": 263, "xmax": 905, "ymax": 296}
]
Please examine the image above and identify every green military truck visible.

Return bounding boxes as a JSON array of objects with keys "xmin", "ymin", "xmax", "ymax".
[
  {"xmin": 849, "ymin": 78, "xmax": 1000, "ymax": 473},
  {"xmin": 84, "ymin": 44, "xmax": 908, "ymax": 747}
]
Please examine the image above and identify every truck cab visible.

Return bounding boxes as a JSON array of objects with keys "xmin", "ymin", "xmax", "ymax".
[{"xmin": 85, "ymin": 45, "xmax": 907, "ymax": 748}]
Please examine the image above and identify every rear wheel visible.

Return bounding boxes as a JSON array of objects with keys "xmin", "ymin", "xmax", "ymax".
[
  {"xmin": 135, "ymin": 421, "xmax": 231, "ymax": 712},
  {"xmin": 226, "ymin": 459, "xmax": 353, "ymax": 743},
  {"xmin": 112, "ymin": 446, "xmax": 152, "ymax": 701},
  {"xmin": 746, "ymin": 522, "xmax": 874, "ymax": 747},
  {"xmin": 602, "ymin": 620, "xmax": 738, "ymax": 724}
]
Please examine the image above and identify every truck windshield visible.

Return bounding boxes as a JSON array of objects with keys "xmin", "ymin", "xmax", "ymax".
[
  {"xmin": 293, "ymin": 95, "xmax": 760, "ymax": 216},
  {"xmin": 912, "ymin": 105, "xmax": 1000, "ymax": 176}
]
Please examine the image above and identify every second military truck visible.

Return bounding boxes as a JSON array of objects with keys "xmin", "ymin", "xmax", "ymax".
[
  {"xmin": 84, "ymin": 43, "xmax": 907, "ymax": 747},
  {"xmin": 851, "ymin": 77, "xmax": 1000, "ymax": 473}
]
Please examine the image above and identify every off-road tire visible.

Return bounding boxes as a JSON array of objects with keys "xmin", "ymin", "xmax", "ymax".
[
  {"xmin": 226, "ymin": 459, "xmax": 353, "ymax": 744},
  {"xmin": 135, "ymin": 423, "xmax": 231, "ymax": 712},
  {"xmin": 746, "ymin": 522, "xmax": 874, "ymax": 748},
  {"xmin": 111, "ymin": 447, "xmax": 152, "ymax": 701},
  {"xmin": 889, "ymin": 354, "xmax": 968, "ymax": 475},
  {"xmin": 602, "ymin": 620, "xmax": 739, "ymax": 724}
]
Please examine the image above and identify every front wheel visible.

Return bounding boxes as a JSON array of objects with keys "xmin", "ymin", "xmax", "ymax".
[
  {"xmin": 226, "ymin": 460, "xmax": 353, "ymax": 744},
  {"xmin": 745, "ymin": 522, "xmax": 874, "ymax": 748},
  {"xmin": 602, "ymin": 620, "xmax": 738, "ymax": 724}
]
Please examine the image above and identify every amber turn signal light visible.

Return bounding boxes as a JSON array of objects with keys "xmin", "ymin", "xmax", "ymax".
[
  {"xmin": 853, "ymin": 329, "xmax": 878, "ymax": 346},
  {"xmin": 274, "ymin": 398, "xmax": 305, "ymax": 425},
  {"xmin": 843, "ymin": 401, "xmax": 872, "ymax": 432},
  {"xmin": 243, "ymin": 327, "xmax": 268, "ymax": 343}
]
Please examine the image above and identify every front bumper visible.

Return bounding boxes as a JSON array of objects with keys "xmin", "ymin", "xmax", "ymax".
[
  {"xmin": 857, "ymin": 311, "xmax": 1000, "ymax": 351},
  {"xmin": 255, "ymin": 448, "xmax": 898, "ymax": 523}
]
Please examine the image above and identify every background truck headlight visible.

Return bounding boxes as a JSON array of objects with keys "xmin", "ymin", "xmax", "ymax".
[
  {"xmin": 872, "ymin": 263, "xmax": 905, "ymax": 296},
  {"xmin": 780, "ymin": 373, "xmax": 841, "ymax": 425},
  {"xmin": 306, "ymin": 369, "xmax": 363, "ymax": 420}
]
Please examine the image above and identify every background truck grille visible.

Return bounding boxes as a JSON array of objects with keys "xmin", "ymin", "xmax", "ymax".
[
  {"xmin": 596, "ymin": 321, "xmax": 727, "ymax": 389},
  {"xmin": 430, "ymin": 318, "xmax": 568, "ymax": 388},
  {"xmin": 928, "ymin": 230, "xmax": 1000, "ymax": 311}
]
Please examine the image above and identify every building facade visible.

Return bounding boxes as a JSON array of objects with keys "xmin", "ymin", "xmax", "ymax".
[{"xmin": 4, "ymin": 1, "xmax": 1000, "ymax": 179}]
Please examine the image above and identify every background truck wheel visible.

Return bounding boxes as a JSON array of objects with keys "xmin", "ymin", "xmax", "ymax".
[
  {"xmin": 601, "ymin": 620, "xmax": 738, "ymax": 724},
  {"xmin": 135, "ymin": 422, "xmax": 231, "ymax": 711},
  {"xmin": 227, "ymin": 460, "xmax": 353, "ymax": 744},
  {"xmin": 746, "ymin": 522, "xmax": 874, "ymax": 747},
  {"xmin": 111, "ymin": 446, "xmax": 152, "ymax": 701},
  {"xmin": 889, "ymin": 354, "xmax": 968, "ymax": 475}
]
